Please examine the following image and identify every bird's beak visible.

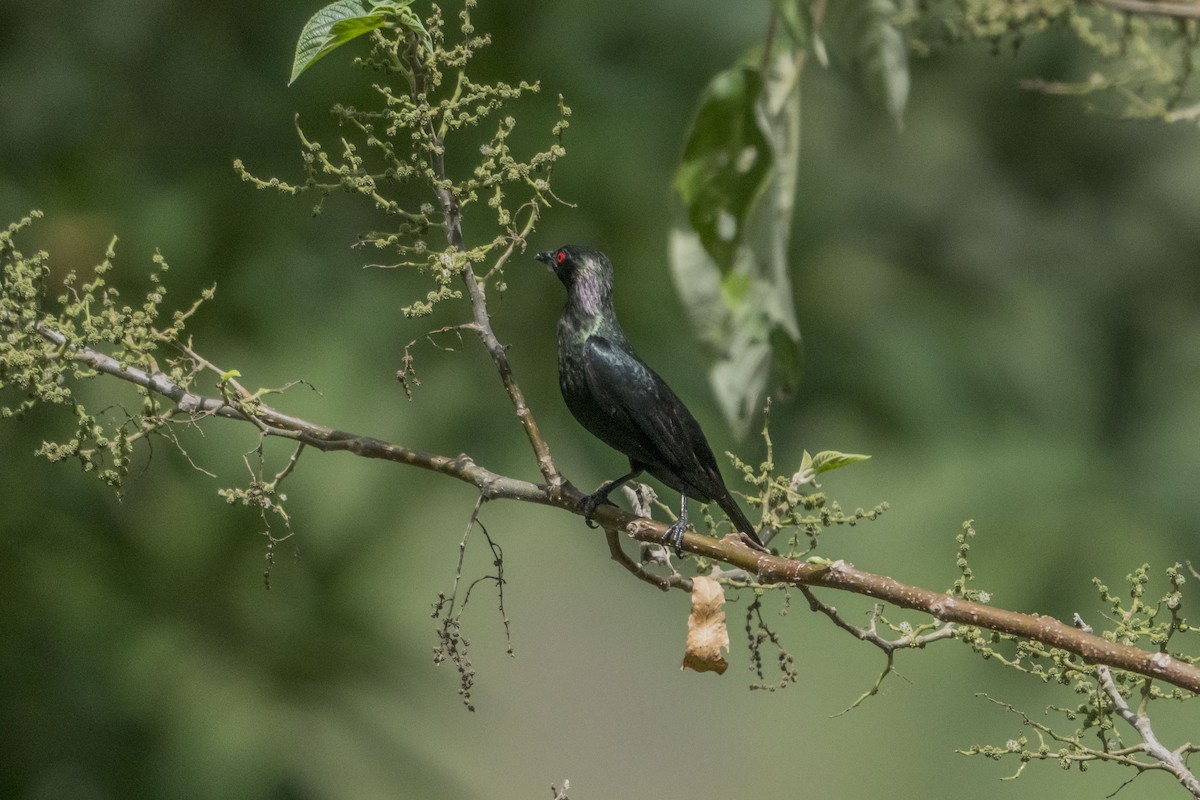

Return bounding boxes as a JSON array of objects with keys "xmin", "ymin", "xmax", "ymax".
[{"xmin": 534, "ymin": 250, "xmax": 554, "ymax": 266}]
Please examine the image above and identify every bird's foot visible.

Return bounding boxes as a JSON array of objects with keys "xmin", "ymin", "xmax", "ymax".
[
  {"xmin": 662, "ymin": 518, "xmax": 687, "ymax": 557},
  {"xmin": 580, "ymin": 491, "xmax": 617, "ymax": 529},
  {"xmin": 662, "ymin": 498, "xmax": 691, "ymax": 557}
]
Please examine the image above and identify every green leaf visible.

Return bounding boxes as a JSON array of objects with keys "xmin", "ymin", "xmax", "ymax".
[
  {"xmin": 390, "ymin": 3, "xmax": 433, "ymax": 55},
  {"xmin": 672, "ymin": 65, "xmax": 772, "ymax": 273},
  {"xmin": 769, "ymin": 324, "xmax": 804, "ymax": 396},
  {"xmin": 289, "ymin": 0, "xmax": 426, "ymax": 86},
  {"xmin": 772, "ymin": 0, "xmax": 828, "ymax": 67},
  {"xmin": 669, "ymin": 51, "xmax": 804, "ymax": 437},
  {"xmin": 773, "ymin": 0, "xmax": 807, "ymax": 44},
  {"xmin": 810, "ymin": 450, "xmax": 871, "ymax": 475},
  {"xmin": 822, "ymin": 0, "xmax": 909, "ymax": 126}
]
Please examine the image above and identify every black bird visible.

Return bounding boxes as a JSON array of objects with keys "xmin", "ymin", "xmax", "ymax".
[{"xmin": 536, "ymin": 244, "xmax": 765, "ymax": 554}]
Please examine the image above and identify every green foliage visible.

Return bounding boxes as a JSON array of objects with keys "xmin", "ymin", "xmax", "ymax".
[
  {"xmin": 0, "ymin": 212, "xmax": 58, "ymax": 416},
  {"xmin": 671, "ymin": 0, "xmax": 1200, "ymax": 439},
  {"xmin": 804, "ymin": 448, "xmax": 872, "ymax": 476},
  {"xmin": 715, "ymin": 404, "xmax": 882, "ymax": 690},
  {"xmin": 822, "ymin": 0, "xmax": 911, "ymax": 125},
  {"xmin": 0, "ymin": 213, "xmax": 214, "ymax": 492},
  {"xmin": 911, "ymin": 0, "xmax": 1200, "ymax": 123},
  {"xmin": 957, "ymin": 562, "xmax": 1197, "ymax": 686},
  {"xmin": 957, "ymin": 562, "xmax": 1199, "ymax": 783},
  {"xmin": 290, "ymin": 0, "xmax": 428, "ymax": 86},
  {"xmin": 240, "ymin": 0, "xmax": 569, "ymax": 320},
  {"xmin": 950, "ymin": 520, "xmax": 991, "ymax": 602},
  {"xmin": 1093, "ymin": 563, "xmax": 1194, "ymax": 652},
  {"xmin": 716, "ymin": 403, "xmax": 885, "ymax": 559},
  {"xmin": 668, "ymin": 0, "xmax": 911, "ymax": 437},
  {"xmin": 291, "ymin": 0, "xmax": 400, "ymax": 85},
  {"xmin": 669, "ymin": 48, "xmax": 804, "ymax": 437},
  {"xmin": 673, "ymin": 64, "xmax": 773, "ymax": 274}
]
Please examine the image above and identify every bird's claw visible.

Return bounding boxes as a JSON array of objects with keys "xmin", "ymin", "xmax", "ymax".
[
  {"xmin": 662, "ymin": 519, "xmax": 687, "ymax": 558},
  {"xmin": 580, "ymin": 491, "xmax": 617, "ymax": 528}
]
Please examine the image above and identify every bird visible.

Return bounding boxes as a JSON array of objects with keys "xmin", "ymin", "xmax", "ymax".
[{"xmin": 535, "ymin": 244, "xmax": 766, "ymax": 555}]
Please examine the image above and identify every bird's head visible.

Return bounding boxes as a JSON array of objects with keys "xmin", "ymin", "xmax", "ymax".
[{"xmin": 535, "ymin": 245, "xmax": 614, "ymax": 296}]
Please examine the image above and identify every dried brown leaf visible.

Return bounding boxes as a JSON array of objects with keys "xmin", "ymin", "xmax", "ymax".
[{"xmin": 682, "ymin": 575, "xmax": 729, "ymax": 674}]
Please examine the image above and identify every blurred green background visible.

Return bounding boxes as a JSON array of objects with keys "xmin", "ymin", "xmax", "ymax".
[{"xmin": 3, "ymin": 2, "xmax": 1199, "ymax": 798}]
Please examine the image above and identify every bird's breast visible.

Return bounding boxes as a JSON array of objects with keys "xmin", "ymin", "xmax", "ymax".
[{"xmin": 555, "ymin": 328, "xmax": 612, "ymax": 433}]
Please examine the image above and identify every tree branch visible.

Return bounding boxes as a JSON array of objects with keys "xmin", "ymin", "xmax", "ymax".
[
  {"xmin": 412, "ymin": 46, "xmax": 564, "ymax": 493},
  {"xmin": 36, "ymin": 321, "xmax": 543, "ymax": 503},
  {"xmin": 1094, "ymin": 0, "xmax": 1200, "ymax": 19},
  {"xmin": 35, "ymin": 318, "xmax": 1200, "ymax": 697},
  {"xmin": 1077, "ymin": 614, "xmax": 1200, "ymax": 797}
]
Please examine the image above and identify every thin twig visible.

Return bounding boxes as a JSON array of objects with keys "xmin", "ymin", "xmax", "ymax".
[
  {"xmin": 604, "ymin": 527, "xmax": 686, "ymax": 593},
  {"xmin": 799, "ymin": 586, "xmax": 956, "ymax": 713},
  {"xmin": 408, "ymin": 47, "xmax": 564, "ymax": 492}
]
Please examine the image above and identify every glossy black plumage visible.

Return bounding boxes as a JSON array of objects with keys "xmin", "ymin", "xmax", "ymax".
[{"xmin": 536, "ymin": 244, "xmax": 764, "ymax": 553}]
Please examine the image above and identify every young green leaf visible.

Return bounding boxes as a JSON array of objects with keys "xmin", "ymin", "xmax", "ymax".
[
  {"xmin": 289, "ymin": 0, "xmax": 427, "ymax": 86},
  {"xmin": 810, "ymin": 450, "xmax": 871, "ymax": 475},
  {"xmin": 389, "ymin": 3, "xmax": 433, "ymax": 55}
]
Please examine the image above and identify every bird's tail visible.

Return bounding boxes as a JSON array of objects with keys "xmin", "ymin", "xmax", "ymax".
[{"xmin": 717, "ymin": 493, "xmax": 765, "ymax": 549}]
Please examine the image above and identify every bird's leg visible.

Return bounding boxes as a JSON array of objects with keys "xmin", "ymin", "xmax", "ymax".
[
  {"xmin": 581, "ymin": 468, "xmax": 643, "ymax": 528},
  {"xmin": 662, "ymin": 493, "xmax": 689, "ymax": 557}
]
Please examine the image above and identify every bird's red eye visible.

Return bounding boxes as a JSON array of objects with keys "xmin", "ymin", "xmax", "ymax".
[{"xmin": 556, "ymin": 249, "xmax": 566, "ymax": 264}]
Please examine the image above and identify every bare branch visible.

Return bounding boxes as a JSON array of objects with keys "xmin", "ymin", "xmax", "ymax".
[
  {"xmin": 799, "ymin": 587, "xmax": 957, "ymax": 713},
  {"xmin": 458, "ymin": 257, "xmax": 563, "ymax": 488}
]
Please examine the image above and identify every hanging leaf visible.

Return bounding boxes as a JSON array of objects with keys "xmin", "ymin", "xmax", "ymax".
[
  {"xmin": 672, "ymin": 66, "xmax": 773, "ymax": 273},
  {"xmin": 772, "ymin": 0, "xmax": 828, "ymax": 66},
  {"xmin": 669, "ymin": 51, "xmax": 804, "ymax": 437},
  {"xmin": 822, "ymin": 0, "xmax": 910, "ymax": 126},
  {"xmin": 681, "ymin": 576, "xmax": 729, "ymax": 675}
]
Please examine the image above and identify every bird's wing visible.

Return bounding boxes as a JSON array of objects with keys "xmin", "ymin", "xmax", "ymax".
[{"xmin": 580, "ymin": 335, "xmax": 722, "ymax": 498}]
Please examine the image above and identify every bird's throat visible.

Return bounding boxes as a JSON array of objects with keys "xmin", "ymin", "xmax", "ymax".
[
  {"xmin": 569, "ymin": 272, "xmax": 610, "ymax": 319},
  {"xmin": 559, "ymin": 274, "xmax": 624, "ymax": 350}
]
